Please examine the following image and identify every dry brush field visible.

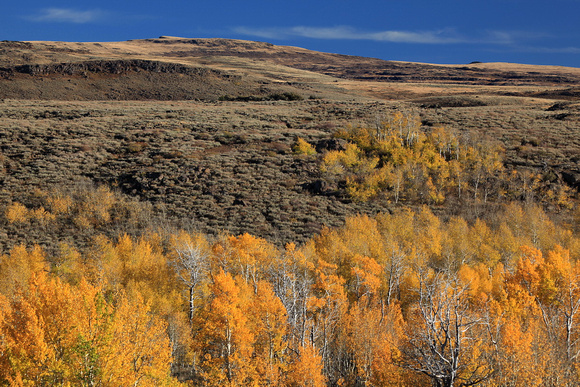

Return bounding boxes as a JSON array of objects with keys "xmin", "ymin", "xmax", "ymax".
[{"xmin": 0, "ymin": 37, "xmax": 578, "ymax": 251}]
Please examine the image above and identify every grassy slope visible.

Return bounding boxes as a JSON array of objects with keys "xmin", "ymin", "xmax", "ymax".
[{"xmin": 0, "ymin": 37, "xmax": 578, "ymax": 252}]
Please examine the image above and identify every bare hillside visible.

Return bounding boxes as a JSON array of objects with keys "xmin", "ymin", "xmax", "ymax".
[{"xmin": 2, "ymin": 37, "xmax": 580, "ymax": 101}]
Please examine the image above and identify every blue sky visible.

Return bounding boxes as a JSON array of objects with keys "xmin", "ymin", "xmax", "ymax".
[{"xmin": 2, "ymin": 0, "xmax": 580, "ymax": 67}]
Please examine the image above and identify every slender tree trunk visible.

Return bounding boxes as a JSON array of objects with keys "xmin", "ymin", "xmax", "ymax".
[{"xmin": 189, "ymin": 286, "xmax": 195, "ymax": 322}]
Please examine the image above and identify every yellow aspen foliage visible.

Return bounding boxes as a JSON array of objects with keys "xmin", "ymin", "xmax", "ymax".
[
  {"xmin": 441, "ymin": 216, "xmax": 475, "ymax": 267},
  {"xmin": 311, "ymin": 226, "xmax": 348, "ymax": 269},
  {"xmin": 0, "ymin": 273, "xmax": 179, "ymax": 386},
  {"xmin": 285, "ymin": 344, "xmax": 326, "ymax": 387},
  {"xmin": 504, "ymin": 246, "xmax": 544, "ymax": 315},
  {"xmin": 46, "ymin": 193, "xmax": 73, "ymax": 215},
  {"xmin": 414, "ymin": 206, "xmax": 443, "ymax": 264},
  {"xmin": 213, "ymin": 233, "xmax": 277, "ymax": 284},
  {"xmin": 350, "ymin": 255, "xmax": 382, "ymax": 301},
  {"xmin": 194, "ymin": 270, "xmax": 256, "ymax": 386},
  {"xmin": 102, "ymin": 290, "xmax": 177, "ymax": 387},
  {"xmin": 6, "ymin": 202, "xmax": 29, "ymax": 224},
  {"xmin": 398, "ymin": 267, "xmax": 422, "ymax": 316},
  {"xmin": 344, "ymin": 301, "xmax": 406, "ymax": 386},
  {"xmin": 51, "ymin": 242, "xmax": 85, "ymax": 284},
  {"xmin": 320, "ymin": 112, "xmax": 510, "ymax": 205},
  {"xmin": 321, "ymin": 143, "xmax": 370, "ymax": 175},
  {"xmin": 457, "ymin": 263, "xmax": 493, "ymax": 306},
  {"xmin": 493, "ymin": 316, "xmax": 544, "ymax": 387},
  {"xmin": 250, "ymin": 280, "xmax": 289, "ymax": 385},
  {"xmin": 428, "ymin": 125, "xmax": 458, "ymax": 159},
  {"xmin": 334, "ymin": 123, "xmax": 373, "ymax": 149},
  {"xmin": 114, "ymin": 234, "xmax": 180, "ymax": 316},
  {"xmin": 426, "ymin": 176, "xmax": 445, "ymax": 204},
  {"xmin": 169, "ymin": 230, "xmax": 210, "ymax": 254},
  {"xmin": 85, "ymin": 233, "xmax": 175, "ymax": 311},
  {"xmin": 0, "ymin": 276, "xmax": 57, "ymax": 385},
  {"xmin": 470, "ymin": 218, "xmax": 502, "ymax": 267},
  {"xmin": 489, "ymin": 262, "xmax": 508, "ymax": 305},
  {"xmin": 86, "ymin": 234, "xmax": 123, "ymax": 289},
  {"xmin": 376, "ymin": 209, "xmax": 416, "ymax": 252},
  {"xmin": 537, "ymin": 245, "xmax": 571, "ymax": 305},
  {"xmin": 29, "ymin": 206, "xmax": 56, "ymax": 226},
  {"xmin": 306, "ymin": 258, "xmax": 348, "ymax": 371},
  {"xmin": 119, "ymin": 234, "xmax": 159, "ymax": 282},
  {"xmin": 0, "ymin": 244, "xmax": 48, "ymax": 297},
  {"xmin": 339, "ymin": 214, "xmax": 385, "ymax": 262},
  {"xmin": 310, "ymin": 259, "xmax": 348, "ymax": 314},
  {"xmin": 516, "ymin": 246, "xmax": 544, "ymax": 288},
  {"xmin": 495, "ymin": 220, "xmax": 522, "ymax": 266},
  {"xmin": 292, "ymin": 137, "xmax": 316, "ymax": 156},
  {"xmin": 320, "ymin": 149, "xmax": 346, "ymax": 175},
  {"xmin": 345, "ymin": 174, "xmax": 380, "ymax": 202}
]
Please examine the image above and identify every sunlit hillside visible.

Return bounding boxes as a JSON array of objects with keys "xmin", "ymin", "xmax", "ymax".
[{"xmin": 0, "ymin": 37, "xmax": 578, "ymax": 385}]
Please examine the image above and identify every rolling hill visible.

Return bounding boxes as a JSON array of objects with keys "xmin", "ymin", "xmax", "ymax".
[{"xmin": 0, "ymin": 36, "xmax": 578, "ymax": 251}]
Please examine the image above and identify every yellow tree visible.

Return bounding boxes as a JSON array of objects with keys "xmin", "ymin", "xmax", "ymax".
[
  {"xmin": 350, "ymin": 254, "xmax": 383, "ymax": 303},
  {"xmin": 0, "ymin": 244, "xmax": 48, "ymax": 297},
  {"xmin": 307, "ymin": 258, "xmax": 348, "ymax": 383},
  {"xmin": 193, "ymin": 270, "xmax": 256, "ymax": 386},
  {"xmin": 211, "ymin": 233, "xmax": 277, "ymax": 286},
  {"xmin": 285, "ymin": 344, "xmax": 326, "ymax": 387},
  {"xmin": 250, "ymin": 280, "xmax": 289, "ymax": 386},
  {"xmin": 101, "ymin": 290, "xmax": 177, "ymax": 387},
  {"xmin": 506, "ymin": 245, "xmax": 580, "ymax": 383},
  {"xmin": 343, "ymin": 299, "xmax": 407, "ymax": 386},
  {"xmin": 0, "ymin": 272, "xmax": 178, "ymax": 386}
]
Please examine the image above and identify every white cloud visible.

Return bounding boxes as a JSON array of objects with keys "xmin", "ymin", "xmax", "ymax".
[
  {"xmin": 234, "ymin": 26, "xmax": 463, "ymax": 44},
  {"xmin": 234, "ymin": 26, "xmax": 286, "ymax": 40},
  {"xmin": 29, "ymin": 8, "xmax": 104, "ymax": 24},
  {"xmin": 234, "ymin": 26, "xmax": 574, "ymax": 52}
]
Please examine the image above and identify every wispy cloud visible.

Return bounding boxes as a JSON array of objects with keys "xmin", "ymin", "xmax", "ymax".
[
  {"xmin": 483, "ymin": 30, "xmax": 552, "ymax": 45},
  {"xmin": 479, "ymin": 31, "xmax": 580, "ymax": 55},
  {"xmin": 234, "ymin": 25, "xmax": 572, "ymax": 53},
  {"xmin": 28, "ymin": 8, "xmax": 105, "ymax": 24},
  {"xmin": 515, "ymin": 45, "xmax": 580, "ymax": 54},
  {"xmin": 234, "ymin": 26, "xmax": 463, "ymax": 44},
  {"xmin": 545, "ymin": 46, "xmax": 580, "ymax": 54}
]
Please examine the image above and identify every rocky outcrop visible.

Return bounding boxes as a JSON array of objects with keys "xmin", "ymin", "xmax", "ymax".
[{"xmin": 2, "ymin": 59, "xmax": 234, "ymax": 78}]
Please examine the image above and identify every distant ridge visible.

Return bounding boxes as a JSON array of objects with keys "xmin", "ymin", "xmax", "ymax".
[{"xmin": 0, "ymin": 37, "xmax": 579, "ymax": 101}]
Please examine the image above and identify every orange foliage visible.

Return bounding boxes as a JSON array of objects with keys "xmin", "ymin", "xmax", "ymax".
[
  {"xmin": 0, "ymin": 202, "xmax": 578, "ymax": 386},
  {"xmin": 286, "ymin": 344, "xmax": 326, "ymax": 387},
  {"xmin": 0, "ymin": 273, "xmax": 177, "ymax": 386}
]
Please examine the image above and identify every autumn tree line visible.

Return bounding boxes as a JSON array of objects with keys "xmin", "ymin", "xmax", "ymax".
[
  {"xmin": 302, "ymin": 110, "xmax": 575, "ymax": 208},
  {"xmin": 2, "ymin": 193, "xmax": 580, "ymax": 386}
]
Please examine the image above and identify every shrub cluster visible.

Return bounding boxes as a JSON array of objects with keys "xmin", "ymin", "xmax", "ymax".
[{"xmin": 320, "ymin": 110, "xmax": 575, "ymax": 209}]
